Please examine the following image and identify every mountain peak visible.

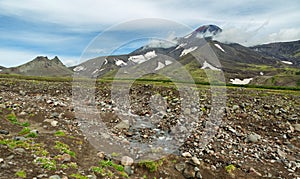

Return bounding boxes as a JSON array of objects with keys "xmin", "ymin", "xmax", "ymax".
[{"xmin": 194, "ymin": 24, "xmax": 222, "ymax": 36}]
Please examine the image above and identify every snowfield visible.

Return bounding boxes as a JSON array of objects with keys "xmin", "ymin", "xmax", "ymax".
[
  {"xmin": 180, "ymin": 47, "xmax": 198, "ymax": 57},
  {"xmin": 201, "ymin": 61, "xmax": 221, "ymax": 71},
  {"xmin": 230, "ymin": 78, "xmax": 253, "ymax": 85}
]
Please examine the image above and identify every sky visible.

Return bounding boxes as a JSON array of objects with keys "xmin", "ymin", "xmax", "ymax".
[{"xmin": 0, "ymin": 0, "xmax": 299, "ymax": 67}]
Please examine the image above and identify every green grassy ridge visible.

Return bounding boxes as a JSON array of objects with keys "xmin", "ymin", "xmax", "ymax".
[{"xmin": 1, "ymin": 74, "xmax": 300, "ymax": 91}]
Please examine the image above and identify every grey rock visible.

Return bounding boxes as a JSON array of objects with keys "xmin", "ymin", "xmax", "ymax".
[
  {"xmin": 245, "ymin": 133, "xmax": 261, "ymax": 143},
  {"xmin": 49, "ymin": 175, "xmax": 61, "ymax": 179},
  {"xmin": 196, "ymin": 171, "xmax": 203, "ymax": 179},
  {"xmin": 121, "ymin": 156, "xmax": 134, "ymax": 166},
  {"xmin": 175, "ymin": 163, "xmax": 186, "ymax": 172},
  {"xmin": 14, "ymin": 136, "xmax": 26, "ymax": 141},
  {"xmin": 87, "ymin": 174, "xmax": 97, "ymax": 179},
  {"xmin": 0, "ymin": 130, "xmax": 9, "ymax": 135},
  {"xmin": 0, "ymin": 104, "xmax": 6, "ymax": 108},
  {"xmin": 14, "ymin": 148, "xmax": 25, "ymax": 154},
  {"xmin": 183, "ymin": 167, "xmax": 196, "ymax": 178},
  {"xmin": 51, "ymin": 120, "xmax": 58, "ymax": 127},
  {"xmin": 6, "ymin": 155, "xmax": 14, "ymax": 160},
  {"xmin": 277, "ymin": 149, "xmax": 286, "ymax": 159},
  {"xmin": 293, "ymin": 124, "xmax": 300, "ymax": 132},
  {"xmin": 192, "ymin": 157, "xmax": 201, "ymax": 165},
  {"xmin": 184, "ymin": 108, "xmax": 191, "ymax": 115},
  {"xmin": 114, "ymin": 120, "xmax": 130, "ymax": 130},
  {"xmin": 232, "ymin": 105, "xmax": 239, "ymax": 111},
  {"xmin": 51, "ymin": 112, "xmax": 59, "ymax": 118},
  {"xmin": 124, "ymin": 165, "xmax": 134, "ymax": 175},
  {"xmin": 275, "ymin": 109, "xmax": 280, "ymax": 115},
  {"xmin": 182, "ymin": 152, "xmax": 192, "ymax": 158}
]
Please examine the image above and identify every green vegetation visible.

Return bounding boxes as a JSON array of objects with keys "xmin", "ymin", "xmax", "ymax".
[
  {"xmin": 225, "ymin": 164, "xmax": 236, "ymax": 173},
  {"xmin": 91, "ymin": 159, "xmax": 128, "ymax": 178},
  {"xmin": 111, "ymin": 152, "xmax": 120, "ymax": 157},
  {"xmin": 138, "ymin": 158, "xmax": 165, "ymax": 172},
  {"xmin": 5, "ymin": 113, "xmax": 31, "ymax": 126},
  {"xmin": 18, "ymin": 127, "xmax": 31, "ymax": 135},
  {"xmin": 54, "ymin": 141, "xmax": 76, "ymax": 157},
  {"xmin": 54, "ymin": 130, "xmax": 66, "ymax": 137},
  {"xmin": 26, "ymin": 132, "xmax": 38, "ymax": 138},
  {"xmin": 34, "ymin": 157, "xmax": 57, "ymax": 170},
  {"xmin": 99, "ymin": 160, "xmax": 124, "ymax": 172},
  {"xmin": 15, "ymin": 170, "xmax": 26, "ymax": 178},
  {"xmin": 70, "ymin": 173, "xmax": 88, "ymax": 179},
  {"xmin": 6, "ymin": 113, "xmax": 18, "ymax": 124}
]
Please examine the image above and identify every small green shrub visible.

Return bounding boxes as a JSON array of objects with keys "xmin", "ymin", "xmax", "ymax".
[
  {"xmin": 15, "ymin": 170, "xmax": 26, "ymax": 178},
  {"xmin": 139, "ymin": 159, "xmax": 164, "ymax": 172},
  {"xmin": 54, "ymin": 130, "xmax": 66, "ymax": 137},
  {"xmin": 225, "ymin": 164, "xmax": 236, "ymax": 173}
]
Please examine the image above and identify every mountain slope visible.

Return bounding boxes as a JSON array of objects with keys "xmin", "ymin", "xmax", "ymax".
[
  {"xmin": 72, "ymin": 24, "xmax": 300, "ymax": 87},
  {"xmin": 250, "ymin": 40, "xmax": 300, "ymax": 67},
  {"xmin": 4, "ymin": 56, "xmax": 72, "ymax": 77}
]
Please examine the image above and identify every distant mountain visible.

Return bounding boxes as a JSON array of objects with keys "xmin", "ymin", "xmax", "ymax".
[
  {"xmin": 71, "ymin": 24, "xmax": 300, "ymax": 87},
  {"xmin": 250, "ymin": 40, "xmax": 300, "ymax": 67},
  {"xmin": 2, "ymin": 56, "xmax": 72, "ymax": 77},
  {"xmin": 2, "ymin": 24, "xmax": 299, "ymax": 87}
]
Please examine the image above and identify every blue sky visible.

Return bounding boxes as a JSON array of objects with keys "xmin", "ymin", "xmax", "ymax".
[{"xmin": 0, "ymin": 0, "xmax": 299, "ymax": 67}]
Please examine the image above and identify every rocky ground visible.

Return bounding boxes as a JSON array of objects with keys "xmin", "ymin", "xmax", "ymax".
[{"xmin": 0, "ymin": 77, "xmax": 299, "ymax": 179}]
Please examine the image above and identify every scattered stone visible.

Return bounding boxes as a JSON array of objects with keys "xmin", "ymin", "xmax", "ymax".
[
  {"xmin": 6, "ymin": 155, "xmax": 14, "ymax": 160},
  {"xmin": 191, "ymin": 157, "xmax": 201, "ymax": 165},
  {"xmin": 183, "ymin": 167, "xmax": 196, "ymax": 178},
  {"xmin": 249, "ymin": 167, "xmax": 262, "ymax": 176},
  {"xmin": 121, "ymin": 156, "xmax": 134, "ymax": 166},
  {"xmin": 182, "ymin": 152, "xmax": 192, "ymax": 158},
  {"xmin": 51, "ymin": 120, "xmax": 58, "ymax": 127},
  {"xmin": 0, "ymin": 130, "xmax": 9, "ymax": 135},
  {"xmin": 0, "ymin": 158, "xmax": 3, "ymax": 163},
  {"xmin": 0, "ymin": 104, "xmax": 6, "ymax": 108},
  {"xmin": 114, "ymin": 120, "xmax": 130, "ymax": 130},
  {"xmin": 14, "ymin": 136, "xmax": 26, "ymax": 141},
  {"xmin": 60, "ymin": 153, "xmax": 71, "ymax": 162},
  {"xmin": 124, "ymin": 165, "xmax": 134, "ymax": 175},
  {"xmin": 175, "ymin": 163, "xmax": 186, "ymax": 173},
  {"xmin": 293, "ymin": 124, "xmax": 300, "ymax": 132},
  {"xmin": 87, "ymin": 174, "xmax": 96, "ymax": 179},
  {"xmin": 196, "ymin": 171, "xmax": 203, "ymax": 179},
  {"xmin": 51, "ymin": 112, "xmax": 59, "ymax": 118},
  {"xmin": 97, "ymin": 151, "xmax": 105, "ymax": 159},
  {"xmin": 49, "ymin": 175, "xmax": 61, "ymax": 179},
  {"xmin": 245, "ymin": 133, "xmax": 261, "ymax": 143},
  {"xmin": 275, "ymin": 109, "xmax": 280, "ymax": 115},
  {"xmin": 14, "ymin": 148, "xmax": 25, "ymax": 154},
  {"xmin": 277, "ymin": 149, "xmax": 286, "ymax": 159},
  {"xmin": 232, "ymin": 105, "xmax": 239, "ymax": 111}
]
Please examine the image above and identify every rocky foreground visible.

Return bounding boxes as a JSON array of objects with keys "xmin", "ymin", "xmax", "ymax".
[{"xmin": 0, "ymin": 78, "xmax": 299, "ymax": 179}]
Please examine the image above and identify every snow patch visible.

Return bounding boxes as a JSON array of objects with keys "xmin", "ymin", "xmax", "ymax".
[
  {"xmin": 201, "ymin": 61, "xmax": 221, "ymax": 71},
  {"xmin": 104, "ymin": 59, "xmax": 108, "ymax": 65},
  {"xmin": 175, "ymin": 43, "xmax": 187, "ymax": 50},
  {"xmin": 180, "ymin": 47, "xmax": 198, "ymax": 57},
  {"xmin": 214, "ymin": 44, "xmax": 225, "ymax": 52},
  {"xmin": 281, "ymin": 61, "xmax": 293, "ymax": 65},
  {"xmin": 144, "ymin": 51, "xmax": 157, "ymax": 59},
  {"xmin": 184, "ymin": 33, "xmax": 193, "ymax": 39},
  {"xmin": 230, "ymin": 78, "xmax": 253, "ymax": 85},
  {"xmin": 115, "ymin": 59, "xmax": 127, "ymax": 66},
  {"xmin": 73, "ymin": 66, "xmax": 86, "ymax": 72},
  {"xmin": 155, "ymin": 62, "xmax": 165, "ymax": 71},
  {"xmin": 165, "ymin": 60, "xmax": 173, "ymax": 66},
  {"xmin": 129, "ymin": 51, "xmax": 157, "ymax": 64}
]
